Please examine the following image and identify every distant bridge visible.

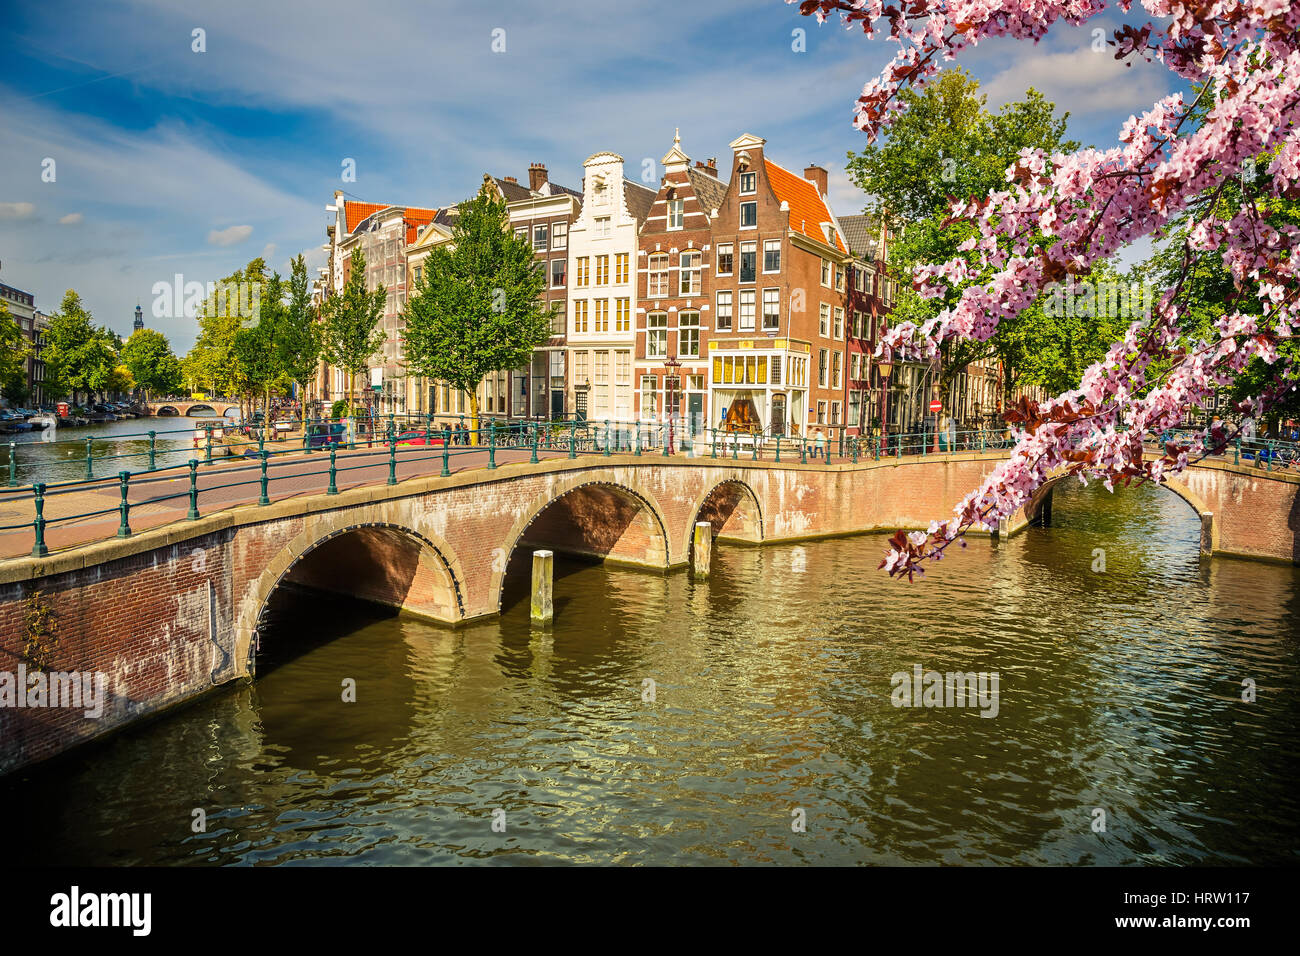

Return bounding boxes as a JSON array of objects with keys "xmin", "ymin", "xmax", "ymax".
[{"xmin": 145, "ymin": 400, "xmax": 240, "ymax": 418}]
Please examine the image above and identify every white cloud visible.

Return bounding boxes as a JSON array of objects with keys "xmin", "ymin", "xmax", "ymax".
[
  {"xmin": 207, "ymin": 224, "xmax": 253, "ymax": 246},
  {"xmin": 261, "ymin": 243, "xmax": 277, "ymax": 263},
  {"xmin": 59, "ymin": 212, "xmax": 83, "ymax": 224},
  {"xmin": 981, "ymin": 48, "xmax": 1169, "ymax": 119},
  {"xmin": 0, "ymin": 202, "xmax": 36, "ymax": 219}
]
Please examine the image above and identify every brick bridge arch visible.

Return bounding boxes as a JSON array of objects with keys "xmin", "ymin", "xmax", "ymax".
[
  {"xmin": 1019, "ymin": 470, "xmax": 1217, "ymax": 552},
  {"xmin": 492, "ymin": 475, "xmax": 672, "ymax": 612},
  {"xmin": 235, "ymin": 510, "xmax": 468, "ymax": 669},
  {"xmin": 690, "ymin": 479, "xmax": 765, "ymax": 547}
]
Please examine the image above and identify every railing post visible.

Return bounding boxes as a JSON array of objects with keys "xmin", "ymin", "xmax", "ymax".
[
  {"xmin": 826, "ymin": 433, "xmax": 833, "ymax": 465},
  {"xmin": 852, "ymin": 437, "xmax": 859, "ymax": 463},
  {"xmin": 116, "ymin": 471, "xmax": 132, "ymax": 536},
  {"xmin": 775, "ymin": 435, "xmax": 781, "ymax": 463},
  {"xmin": 6, "ymin": 442, "xmax": 15, "ymax": 487},
  {"xmin": 711, "ymin": 428, "xmax": 716, "ymax": 459},
  {"xmin": 31, "ymin": 483, "xmax": 49, "ymax": 558},
  {"xmin": 569, "ymin": 422, "xmax": 576, "ymax": 459},
  {"xmin": 388, "ymin": 434, "xmax": 398, "ymax": 486},
  {"xmin": 731, "ymin": 432, "xmax": 738, "ymax": 460},
  {"xmin": 303, "ymin": 426, "xmax": 311, "ymax": 455},
  {"xmin": 205, "ymin": 429, "xmax": 213, "ymax": 466},
  {"xmin": 839, "ymin": 430, "xmax": 845, "ymax": 458},
  {"xmin": 441, "ymin": 429, "xmax": 451, "ymax": 476},
  {"xmin": 531, "ymin": 420, "xmax": 539, "ymax": 464},
  {"xmin": 327, "ymin": 444, "xmax": 339, "ymax": 495},
  {"xmin": 1234, "ymin": 438, "xmax": 1240, "ymax": 465},
  {"xmin": 187, "ymin": 460, "xmax": 200, "ymax": 519},
  {"xmin": 85, "ymin": 437, "xmax": 94, "ymax": 481},
  {"xmin": 488, "ymin": 424, "xmax": 497, "ymax": 469},
  {"xmin": 664, "ymin": 422, "xmax": 671, "ymax": 458},
  {"xmin": 752, "ymin": 434, "xmax": 758, "ymax": 460},
  {"xmin": 604, "ymin": 420, "xmax": 612, "ymax": 457},
  {"xmin": 636, "ymin": 423, "xmax": 642, "ymax": 457},
  {"xmin": 800, "ymin": 436, "xmax": 807, "ymax": 464},
  {"xmin": 148, "ymin": 430, "xmax": 157, "ymax": 471}
]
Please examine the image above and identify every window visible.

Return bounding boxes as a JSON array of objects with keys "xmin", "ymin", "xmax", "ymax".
[
  {"xmin": 740, "ymin": 171, "xmax": 757, "ymax": 194},
  {"xmin": 854, "ymin": 311, "xmax": 866, "ymax": 338},
  {"xmin": 850, "ymin": 353, "xmax": 861, "ymax": 380},
  {"xmin": 648, "ymin": 254, "xmax": 669, "ymax": 297},
  {"xmin": 830, "ymin": 401, "xmax": 841, "ymax": 426},
  {"xmin": 616, "ymin": 298, "xmax": 630, "ymax": 332},
  {"xmin": 552, "ymin": 222, "xmax": 567, "ymax": 250},
  {"xmin": 641, "ymin": 375, "xmax": 658, "ymax": 416},
  {"xmin": 679, "ymin": 311, "xmax": 700, "ymax": 358},
  {"xmin": 616, "ymin": 350, "xmax": 631, "ymax": 385},
  {"xmin": 716, "ymin": 291, "xmax": 733, "ymax": 331},
  {"xmin": 854, "ymin": 265, "xmax": 865, "ymax": 291},
  {"xmin": 835, "ymin": 266, "xmax": 845, "ymax": 292},
  {"xmin": 551, "ymin": 259, "xmax": 566, "ymax": 288},
  {"xmin": 595, "ymin": 299, "xmax": 609, "ymax": 332},
  {"xmin": 515, "ymin": 226, "xmax": 528, "ymax": 243},
  {"xmin": 680, "ymin": 251, "xmax": 702, "ymax": 295},
  {"xmin": 594, "ymin": 216, "xmax": 611, "ymax": 238},
  {"xmin": 550, "ymin": 302, "xmax": 565, "ymax": 335},
  {"xmin": 849, "ymin": 391, "xmax": 862, "ymax": 427},
  {"xmin": 763, "ymin": 239, "xmax": 781, "ymax": 273},
  {"xmin": 817, "ymin": 401, "xmax": 827, "ymax": 425},
  {"xmin": 834, "ymin": 307, "xmax": 844, "ymax": 339},
  {"xmin": 739, "ymin": 289, "xmax": 756, "ymax": 331},
  {"xmin": 740, "ymin": 241, "xmax": 757, "ymax": 282},
  {"xmin": 574, "ymin": 350, "xmax": 589, "ymax": 383},
  {"xmin": 573, "ymin": 299, "xmax": 588, "ymax": 333},
  {"xmin": 771, "ymin": 356, "xmax": 782, "ymax": 385},
  {"xmin": 596, "ymin": 255, "xmax": 609, "ymax": 286},
  {"xmin": 821, "ymin": 260, "xmax": 831, "ymax": 287},
  {"xmin": 668, "ymin": 199, "xmax": 684, "ymax": 229},
  {"xmin": 594, "ymin": 350, "xmax": 609, "ymax": 383},
  {"xmin": 533, "ymin": 224, "xmax": 548, "ymax": 251},
  {"xmin": 818, "ymin": 348, "xmax": 829, "ymax": 387},
  {"xmin": 717, "ymin": 243, "xmax": 734, "ymax": 276},
  {"xmin": 833, "ymin": 350, "xmax": 842, "ymax": 389},
  {"xmin": 576, "ymin": 257, "xmax": 590, "ymax": 287},
  {"xmin": 762, "ymin": 288, "xmax": 780, "ymax": 331},
  {"xmin": 740, "ymin": 202, "xmax": 757, "ymax": 228},
  {"xmin": 615, "ymin": 253, "xmax": 629, "ymax": 284},
  {"xmin": 647, "ymin": 312, "xmax": 668, "ymax": 358},
  {"xmin": 819, "ymin": 303, "xmax": 830, "ymax": 337}
]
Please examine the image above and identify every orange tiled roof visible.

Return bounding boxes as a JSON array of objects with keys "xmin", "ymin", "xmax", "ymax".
[
  {"xmin": 403, "ymin": 207, "xmax": 438, "ymax": 245},
  {"xmin": 344, "ymin": 201, "xmax": 388, "ymax": 234},
  {"xmin": 764, "ymin": 160, "xmax": 846, "ymax": 254}
]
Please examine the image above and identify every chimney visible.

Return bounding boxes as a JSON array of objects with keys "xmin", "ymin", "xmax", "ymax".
[
  {"xmin": 503, "ymin": 176, "xmax": 518, "ymax": 184},
  {"xmin": 706, "ymin": 157, "xmax": 717, "ymax": 174},
  {"xmin": 529, "ymin": 163, "xmax": 548, "ymax": 192},
  {"xmin": 804, "ymin": 165, "xmax": 828, "ymax": 196}
]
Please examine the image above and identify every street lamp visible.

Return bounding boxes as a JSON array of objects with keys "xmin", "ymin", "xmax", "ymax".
[
  {"xmin": 664, "ymin": 353, "xmax": 681, "ymax": 455},
  {"xmin": 878, "ymin": 359, "xmax": 892, "ymax": 455}
]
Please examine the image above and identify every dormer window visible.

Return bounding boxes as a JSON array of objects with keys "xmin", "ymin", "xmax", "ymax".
[
  {"xmin": 822, "ymin": 223, "xmax": 837, "ymax": 246},
  {"xmin": 668, "ymin": 199, "xmax": 684, "ymax": 229},
  {"xmin": 740, "ymin": 171, "xmax": 757, "ymax": 195}
]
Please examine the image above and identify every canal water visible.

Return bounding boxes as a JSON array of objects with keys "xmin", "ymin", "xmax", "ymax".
[
  {"xmin": 2, "ymin": 480, "xmax": 1298, "ymax": 865},
  {"xmin": 1, "ymin": 415, "xmax": 232, "ymax": 486}
]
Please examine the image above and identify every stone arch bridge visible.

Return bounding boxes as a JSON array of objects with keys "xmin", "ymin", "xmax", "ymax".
[
  {"xmin": 0, "ymin": 450, "xmax": 1296, "ymax": 773},
  {"xmin": 145, "ymin": 400, "xmax": 241, "ymax": 418}
]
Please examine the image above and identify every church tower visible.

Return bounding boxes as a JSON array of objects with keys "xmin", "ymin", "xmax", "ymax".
[{"xmin": 133, "ymin": 303, "xmax": 144, "ymax": 333}]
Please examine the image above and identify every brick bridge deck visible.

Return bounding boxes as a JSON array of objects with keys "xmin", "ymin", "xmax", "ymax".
[{"xmin": 0, "ymin": 447, "xmax": 1296, "ymax": 773}]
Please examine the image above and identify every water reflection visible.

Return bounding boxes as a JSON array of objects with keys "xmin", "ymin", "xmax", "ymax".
[{"xmin": 2, "ymin": 480, "xmax": 1297, "ymax": 865}]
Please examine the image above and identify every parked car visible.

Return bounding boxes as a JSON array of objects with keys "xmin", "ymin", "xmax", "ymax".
[
  {"xmin": 394, "ymin": 430, "xmax": 445, "ymax": 447},
  {"xmin": 307, "ymin": 423, "xmax": 345, "ymax": 448}
]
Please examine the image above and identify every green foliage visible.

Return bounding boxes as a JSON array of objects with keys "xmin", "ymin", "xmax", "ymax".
[
  {"xmin": 846, "ymin": 69, "xmax": 1083, "ymax": 401},
  {"xmin": 183, "ymin": 259, "xmax": 270, "ymax": 397},
  {"xmin": 0, "ymin": 301, "xmax": 29, "ymax": 402},
  {"xmin": 40, "ymin": 291, "xmax": 121, "ymax": 404},
  {"xmin": 23, "ymin": 590, "xmax": 59, "ymax": 673},
  {"xmin": 277, "ymin": 254, "xmax": 321, "ymax": 394},
  {"xmin": 330, "ymin": 398, "xmax": 352, "ymax": 419},
  {"xmin": 320, "ymin": 246, "xmax": 386, "ymax": 395},
  {"xmin": 402, "ymin": 193, "xmax": 550, "ymax": 432},
  {"xmin": 121, "ymin": 328, "xmax": 181, "ymax": 398}
]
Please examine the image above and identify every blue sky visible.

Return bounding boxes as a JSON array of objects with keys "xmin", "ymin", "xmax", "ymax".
[{"xmin": 0, "ymin": 0, "xmax": 1174, "ymax": 351}]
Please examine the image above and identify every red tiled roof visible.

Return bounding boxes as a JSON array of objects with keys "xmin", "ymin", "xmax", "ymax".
[
  {"xmin": 403, "ymin": 207, "xmax": 437, "ymax": 245},
  {"xmin": 344, "ymin": 201, "xmax": 388, "ymax": 234},
  {"xmin": 764, "ymin": 160, "xmax": 846, "ymax": 254}
]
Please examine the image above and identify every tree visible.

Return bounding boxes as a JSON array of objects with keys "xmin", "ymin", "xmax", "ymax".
[
  {"xmin": 232, "ymin": 271, "xmax": 288, "ymax": 414},
  {"xmin": 121, "ymin": 329, "xmax": 181, "ymax": 400},
  {"xmin": 320, "ymin": 246, "xmax": 386, "ymax": 411},
  {"xmin": 797, "ymin": 0, "xmax": 1300, "ymax": 579},
  {"xmin": 276, "ymin": 254, "xmax": 322, "ymax": 402},
  {"xmin": 403, "ymin": 192, "xmax": 550, "ymax": 442},
  {"xmin": 846, "ymin": 69, "xmax": 1080, "ymax": 406},
  {"xmin": 184, "ymin": 258, "xmax": 270, "ymax": 399},
  {"xmin": 0, "ymin": 301, "xmax": 29, "ymax": 403},
  {"xmin": 41, "ymin": 291, "xmax": 119, "ymax": 406}
]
